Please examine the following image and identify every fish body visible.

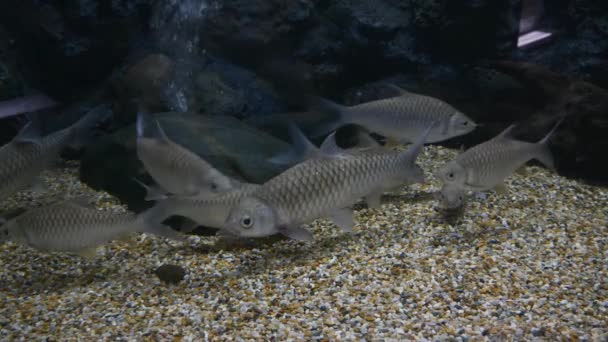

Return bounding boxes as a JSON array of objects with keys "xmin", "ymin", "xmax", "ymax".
[
  {"xmin": 0, "ymin": 200, "xmax": 184, "ymax": 254},
  {"xmin": 145, "ymin": 183, "xmax": 260, "ymax": 231},
  {"xmin": 223, "ymin": 126, "xmax": 430, "ymax": 240},
  {"xmin": 0, "ymin": 106, "xmax": 109, "ymax": 200},
  {"xmin": 136, "ymin": 112, "xmax": 236, "ymax": 199},
  {"xmin": 313, "ymin": 86, "xmax": 476, "ymax": 143},
  {"xmin": 436, "ymin": 123, "xmax": 559, "ymax": 194}
]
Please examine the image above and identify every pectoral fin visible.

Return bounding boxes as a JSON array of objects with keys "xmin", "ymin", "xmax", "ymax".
[
  {"xmin": 178, "ymin": 219, "xmax": 200, "ymax": 233},
  {"xmin": 384, "ymin": 137, "xmax": 401, "ymax": 147},
  {"xmin": 329, "ymin": 208, "xmax": 355, "ymax": 233},
  {"xmin": 278, "ymin": 225, "xmax": 314, "ymax": 241},
  {"xmin": 365, "ymin": 190, "xmax": 384, "ymax": 209},
  {"xmin": 515, "ymin": 166, "xmax": 528, "ymax": 176},
  {"xmin": 132, "ymin": 178, "xmax": 168, "ymax": 201},
  {"xmin": 27, "ymin": 177, "xmax": 48, "ymax": 194},
  {"xmin": 144, "ymin": 223, "xmax": 188, "ymax": 242},
  {"xmin": 76, "ymin": 246, "xmax": 98, "ymax": 258},
  {"xmin": 493, "ymin": 183, "xmax": 509, "ymax": 195}
]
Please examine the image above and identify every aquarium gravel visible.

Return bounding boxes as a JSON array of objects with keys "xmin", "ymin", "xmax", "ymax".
[{"xmin": 0, "ymin": 148, "xmax": 607, "ymax": 341}]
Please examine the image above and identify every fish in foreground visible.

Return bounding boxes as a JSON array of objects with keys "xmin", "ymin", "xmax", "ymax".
[
  {"xmin": 135, "ymin": 112, "xmax": 237, "ymax": 200},
  {"xmin": 435, "ymin": 120, "xmax": 561, "ymax": 207},
  {"xmin": 0, "ymin": 94, "xmax": 58, "ymax": 119},
  {"xmin": 222, "ymin": 123, "xmax": 432, "ymax": 241},
  {"xmin": 0, "ymin": 198, "xmax": 186, "ymax": 257},
  {"xmin": 145, "ymin": 183, "xmax": 260, "ymax": 233},
  {"xmin": 311, "ymin": 84, "xmax": 476, "ymax": 144},
  {"xmin": 0, "ymin": 105, "xmax": 111, "ymax": 201}
]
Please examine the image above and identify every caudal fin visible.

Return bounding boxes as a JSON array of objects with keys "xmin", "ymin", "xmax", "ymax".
[
  {"xmin": 534, "ymin": 117, "xmax": 563, "ymax": 171},
  {"xmin": 309, "ymin": 97, "xmax": 348, "ymax": 138},
  {"xmin": 69, "ymin": 105, "xmax": 112, "ymax": 148}
]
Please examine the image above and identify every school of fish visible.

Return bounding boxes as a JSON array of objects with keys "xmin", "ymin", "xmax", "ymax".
[{"xmin": 0, "ymin": 86, "xmax": 562, "ymax": 256}]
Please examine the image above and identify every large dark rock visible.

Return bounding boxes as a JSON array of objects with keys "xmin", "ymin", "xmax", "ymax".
[
  {"xmin": 80, "ymin": 112, "xmax": 291, "ymax": 211},
  {"xmin": 0, "ymin": 0, "xmax": 151, "ymax": 102}
]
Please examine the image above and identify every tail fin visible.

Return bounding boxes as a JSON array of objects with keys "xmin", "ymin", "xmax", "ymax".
[
  {"xmin": 69, "ymin": 105, "xmax": 112, "ymax": 148},
  {"xmin": 268, "ymin": 122, "xmax": 320, "ymax": 165},
  {"xmin": 309, "ymin": 97, "xmax": 348, "ymax": 138},
  {"xmin": 534, "ymin": 117, "xmax": 563, "ymax": 171}
]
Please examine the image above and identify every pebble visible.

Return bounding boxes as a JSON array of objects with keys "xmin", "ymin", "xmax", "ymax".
[{"xmin": 0, "ymin": 149, "xmax": 607, "ymax": 340}]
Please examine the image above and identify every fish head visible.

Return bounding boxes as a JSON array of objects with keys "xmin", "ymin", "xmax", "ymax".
[
  {"xmin": 448, "ymin": 111, "xmax": 477, "ymax": 137},
  {"xmin": 224, "ymin": 197, "xmax": 278, "ymax": 238},
  {"xmin": 437, "ymin": 184, "xmax": 466, "ymax": 209},
  {"xmin": 435, "ymin": 160, "xmax": 467, "ymax": 187}
]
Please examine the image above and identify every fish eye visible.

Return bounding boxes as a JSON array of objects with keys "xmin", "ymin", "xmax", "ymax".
[
  {"xmin": 447, "ymin": 172, "xmax": 454, "ymax": 179},
  {"xmin": 463, "ymin": 121, "xmax": 469, "ymax": 126},
  {"xmin": 240, "ymin": 215, "xmax": 253, "ymax": 229},
  {"xmin": 210, "ymin": 183, "xmax": 218, "ymax": 191}
]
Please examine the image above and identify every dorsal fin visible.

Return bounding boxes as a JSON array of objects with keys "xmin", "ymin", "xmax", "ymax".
[
  {"xmin": 495, "ymin": 124, "xmax": 517, "ymax": 140},
  {"xmin": 319, "ymin": 131, "xmax": 345, "ymax": 155},
  {"xmin": 13, "ymin": 117, "xmax": 42, "ymax": 145},
  {"xmin": 268, "ymin": 122, "xmax": 321, "ymax": 165},
  {"xmin": 384, "ymin": 83, "xmax": 415, "ymax": 97}
]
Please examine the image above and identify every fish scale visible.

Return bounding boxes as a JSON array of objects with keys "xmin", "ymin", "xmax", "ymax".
[
  {"xmin": 254, "ymin": 150, "xmax": 403, "ymax": 226},
  {"xmin": 1, "ymin": 198, "xmax": 185, "ymax": 254}
]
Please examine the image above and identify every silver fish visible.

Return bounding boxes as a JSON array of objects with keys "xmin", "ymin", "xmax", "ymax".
[
  {"xmin": 0, "ymin": 106, "xmax": 110, "ymax": 200},
  {"xmin": 312, "ymin": 84, "xmax": 476, "ymax": 144},
  {"xmin": 136, "ymin": 112, "xmax": 236, "ymax": 200},
  {"xmin": 222, "ymin": 124, "xmax": 431, "ymax": 241},
  {"xmin": 145, "ymin": 183, "xmax": 260, "ymax": 233},
  {"xmin": 0, "ymin": 199, "xmax": 186, "ymax": 256},
  {"xmin": 435, "ymin": 121, "xmax": 560, "ymax": 195}
]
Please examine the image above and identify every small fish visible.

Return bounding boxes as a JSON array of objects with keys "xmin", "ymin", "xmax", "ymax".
[
  {"xmin": 0, "ymin": 198, "xmax": 185, "ymax": 257},
  {"xmin": 436, "ymin": 183, "xmax": 467, "ymax": 209},
  {"xmin": 136, "ymin": 112, "xmax": 236, "ymax": 200},
  {"xmin": 0, "ymin": 105, "xmax": 110, "ymax": 200},
  {"xmin": 311, "ymin": 84, "xmax": 476, "ymax": 144},
  {"xmin": 145, "ymin": 183, "xmax": 260, "ymax": 233},
  {"xmin": 435, "ymin": 120, "xmax": 561, "ymax": 194},
  {"xmin": 222, "ymin": 124, "xmax": 431, "ymax": 241}
]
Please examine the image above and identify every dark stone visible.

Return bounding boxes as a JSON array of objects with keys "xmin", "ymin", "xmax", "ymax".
[
  {"xmin": 79, "ymin": 112, "xmax": 291, "ymax": 212},
  {"xmin": 0, "ymin": 0, "xmax": 152, "ymax": 102},
  {"xmin": 154, "ymin": 264, "xmax": 186, "ymax": 285}
]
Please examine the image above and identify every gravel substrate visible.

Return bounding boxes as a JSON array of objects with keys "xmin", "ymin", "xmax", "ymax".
[{"xmin": 1, "ymin": 148, "xmax": 607, "ymax": 341}]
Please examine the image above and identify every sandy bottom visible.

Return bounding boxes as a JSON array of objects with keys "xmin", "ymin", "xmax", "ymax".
[{"xmin": 0, "ymin": 147, "xmax": 607, "ymax": 340}]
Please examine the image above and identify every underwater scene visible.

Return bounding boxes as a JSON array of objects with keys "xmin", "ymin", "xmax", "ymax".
[{"xmin": 0, "ymin": 0, "xmax": 607, "ymax": 340}]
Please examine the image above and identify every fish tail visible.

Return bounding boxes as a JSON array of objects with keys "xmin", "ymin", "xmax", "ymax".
[
  {"xmin": 534, "ymin": 117, "xmax": 563, "ymax": 171},
  {"xmin": 137, "ymin": 206, "xmax": 187, "ymax": 242},
  {"xmin": 268, "ymin": 122, "xmax": 320, "ymax": 165},
  {"xmin": 308, "ymin": 96, "xmax": 348, "ymax": 138},
  {"xmin": 0, "ymin": 94, "xmax": 58, "ymax": 119},
  {"xmin": 68, "ymin": 104, "xmax": 112, "ymax": 148}
]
